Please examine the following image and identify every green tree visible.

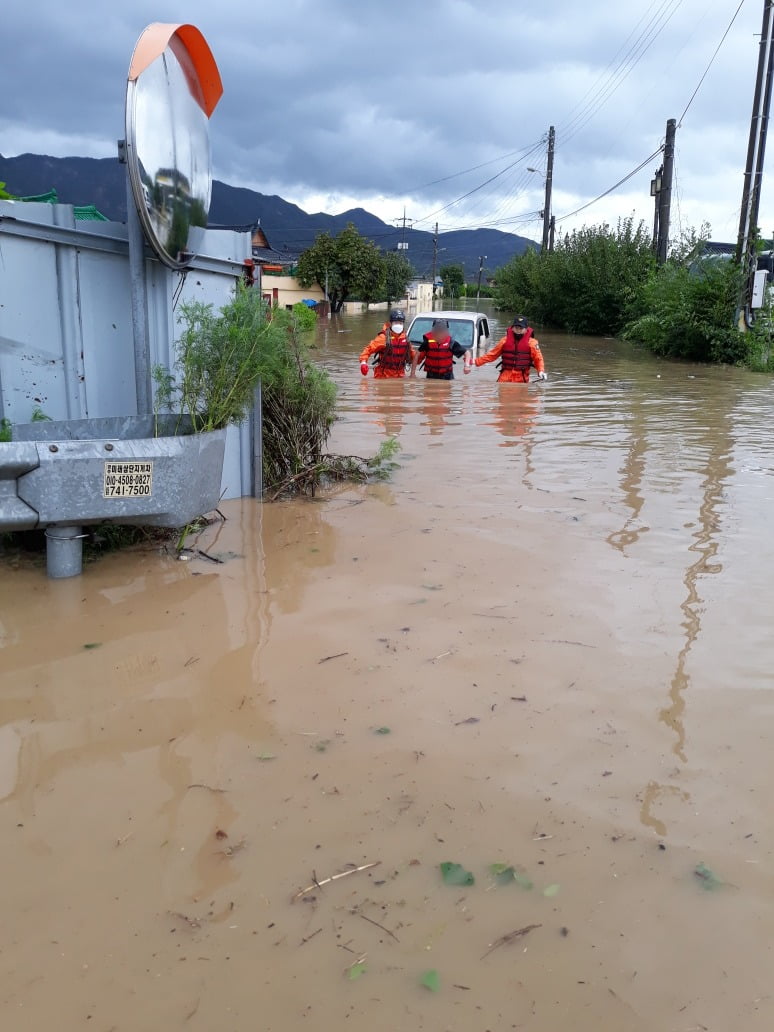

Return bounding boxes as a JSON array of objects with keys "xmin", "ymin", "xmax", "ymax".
[
  {"xmin": 623, "ymin": 244, "xmax": 752, "ymax": 365},
  {"xmin": 297, "ymin": 223, "xmax": 385, "ymax": 312},
  {"xmin": 493, "ymin": 219, "xmax": 655, "ymax": 336},
  {"xmin": 382, "ymin": 251, "xmax": 414, "ymax": 305},
  {"xmin": 440, "ymin": 263, "xmax": 465, "ymax": 301}
]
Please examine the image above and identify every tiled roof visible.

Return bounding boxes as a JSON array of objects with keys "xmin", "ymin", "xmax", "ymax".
[{"xmin": 252, "ymin": 246, "xmax": 300, "ymax": 264}]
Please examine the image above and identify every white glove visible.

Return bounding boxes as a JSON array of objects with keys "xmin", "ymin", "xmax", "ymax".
[{"xmin": 537, "ymin": 371, "xmax": 547, "ymax": 381}]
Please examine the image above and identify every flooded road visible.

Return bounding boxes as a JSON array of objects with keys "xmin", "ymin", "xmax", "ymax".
[{"xmin": 2, "ymin": 305, "xmax": 774, "ymax": 1030}]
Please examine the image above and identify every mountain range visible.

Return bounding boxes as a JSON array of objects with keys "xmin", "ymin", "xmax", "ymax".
[{"xmin": 0, "ymin": 153, "xmax": 536, "ymax": 279}]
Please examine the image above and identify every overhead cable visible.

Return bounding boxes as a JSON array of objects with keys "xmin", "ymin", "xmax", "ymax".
[
  {"xmin": 554, "ymin": 146, "xmax": 665, "ymax": 222},
  {"xmin": 677, "ymin": 0, "xmax": 746, "ymax": 126}
]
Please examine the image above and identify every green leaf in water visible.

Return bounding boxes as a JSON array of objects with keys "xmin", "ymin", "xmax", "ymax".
[
  {"xmin": 490, "ymin": 863, "xmax": 515, "ymax": 884},
  {"xmin": 374, "ymin": 726, "xmax": 391, "ymax": 735},
  {"xmin": 694, "ymin": 862, "xmax": 723, "ymax": 890},
  {"xmin": 543, "ymin": 883, "xmax": 561, "ymax": 898},
  {"xmin": 314, "ymin": 739, "xmax": 332, "ymax": 752},
  {"xmin": 83, "ymin": 642, "xmax": 102, "ymax": 650},
  {"xmin": 420, "ymin": 969, "xmax": 440, "ymax": 992},
  {"xmin": 257, "ymin": 752, "xmax": 276, "ymax": 761},
  {"xmin": 348, "ymin": 962, "xmax": 367, "ymax": 980},
  {"xmin": 489, "ymin": 863, "xmax": 533, "ymax": 889},
  {"xmin": 440, "ymin": 862, "xmax": 475, "ymax": 886}
]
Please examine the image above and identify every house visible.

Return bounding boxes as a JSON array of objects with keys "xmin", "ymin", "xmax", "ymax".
[
  {"xmin": 209, "ymin": 219, "xmax": 328, "ymax": 312},
  {"xmin": 249, "ymin": 223, "xmax": 327, "ymax": 312}
]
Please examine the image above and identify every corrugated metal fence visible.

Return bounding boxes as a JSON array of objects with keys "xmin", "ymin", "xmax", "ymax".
[{"xmin": 0, "ymin": 200, "xmax": 258, "ymax": 499}]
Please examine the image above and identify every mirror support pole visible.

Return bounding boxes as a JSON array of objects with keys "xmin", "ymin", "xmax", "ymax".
[{"xmin": 119, "ymin": 140, "xmax": 152, "ymax": 415}]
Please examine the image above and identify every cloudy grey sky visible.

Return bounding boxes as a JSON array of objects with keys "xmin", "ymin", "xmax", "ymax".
[{"xmin": 0, "ymin": 0, "xmax": 768, "ymax": 247}]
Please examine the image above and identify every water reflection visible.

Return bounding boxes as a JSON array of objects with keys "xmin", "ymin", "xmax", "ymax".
[
  {"xmin": 420, "ymin": 383, "xmax": 452, "ymax": 438},
  {"xmin": 658, "ymin": 423, "xmax": 733, "ymax": 764},
  {"xmin": 356, "ymin": 378, "xmax": 407, "ymax": 438},
  {"xmin": 485, "ymin": 384, "xmax": 544, "ymax": 447},
  {"xmin": 606, "ymin": 399, "xmax": 649, "ymax": 553}
]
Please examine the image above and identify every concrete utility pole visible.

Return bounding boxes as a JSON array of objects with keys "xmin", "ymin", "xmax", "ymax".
[
  {"xmin": 656, "ymin": 119, "xmax": 676, "ymax": 264},
  {"xmin": 650, "ymin": 163, "xmax": 664, "ymax": 252},
  {"xmin": 431, "ymin": 222, "xmax": 439, "ymax": 299},
  {"xmin": 476, "ymin": 255, "xmax": 487, "ymax": 308},
  {"xmin": 541, "ymin": 126, "xmax": 555, "ymax": 252},
  {"xmin": 736, "ymin": 0, "xmax": 774, "ymax": 324}
]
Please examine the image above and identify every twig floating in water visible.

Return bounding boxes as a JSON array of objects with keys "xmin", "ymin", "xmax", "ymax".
[
  {"xmin": 299, "ymin": 927, "xmax": 323, "ymax": 946},
  {"xmin": 318, "ymin": 652, "xmax": 349, "ymax": 664},
  {"xmin": 196, "ymin": 548, "xmax": 223, "ymax": 564},
  {"xmin": 357, "ymin": 911, "xmax": 400, "ymax": 943},
  {"xmin": 481, "ymin": 923, "xmax": 541, "ymax": 959},
  {"xmin": 292, "ymin": 861, "xmax": 381, "ymax": 901}
]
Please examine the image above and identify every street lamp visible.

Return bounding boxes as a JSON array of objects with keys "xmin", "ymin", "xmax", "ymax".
[{"xmin": 476, "ymin": 255, "xmax": 487, "ymax": 308}]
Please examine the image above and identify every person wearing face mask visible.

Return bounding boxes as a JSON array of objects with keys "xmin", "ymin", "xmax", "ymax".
[
  {"xmin": 359, "ymin": 308, "xmax": 415, "ymax": 378},
  {"xmin": 471, "ymin": 315, "xmax": 547, "ymax": 383}
]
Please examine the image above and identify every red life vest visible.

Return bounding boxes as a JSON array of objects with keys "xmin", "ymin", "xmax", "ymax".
[
  {"xmin": 422, "ymin": 334, "xmax": 454, "ymax": 377},
  {"xmin": 377, "ymin": 329, "xmax": 411, "ymax": 372},
  {"xmin": 500, "ymin": 327, "xmax": 533, "ymax": 372}
]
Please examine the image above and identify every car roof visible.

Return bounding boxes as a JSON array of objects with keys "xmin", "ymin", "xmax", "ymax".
[{"xmin": 409, "ymin": 310, "xmax": 488, "ymax": 321}]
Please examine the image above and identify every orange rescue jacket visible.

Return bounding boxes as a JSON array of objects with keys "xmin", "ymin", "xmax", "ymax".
[
  {"xmin": 359, "ymin": 324, "xmax": 414, "ymax": 378},
  {"xmin": 475, "ymin": 328, "xmax": 544, "ymax": 383}
]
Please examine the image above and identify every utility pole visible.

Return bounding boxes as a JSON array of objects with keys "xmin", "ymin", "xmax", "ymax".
[
  {"xmin": 395, "ymin": 206, "xmax": 413, "ymax": 252},
  {"xmin": 736, "ymin": 0, "xmax": 774, "ymax": 325},
  {"xmin": 541, "ymin": 126, "xmax": 555, "ymax": 252},
  {"xmin": 650, "ymin": 163, "xmax": 663, "ymax": 252},
  {"xmin": 431, "ymin": 222, "xmax": 439, "ymax": 301},
  {"xmin": 476, "ymin": 255, "xmax": 487, "ymax": 308},
  {"xmin": 656, "ymin": 119, "xmax": 676, "ymax": 264}
]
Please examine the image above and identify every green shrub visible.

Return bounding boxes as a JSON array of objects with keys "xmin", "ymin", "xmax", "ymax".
[
  {"xmin": 291, "ymin": 301, "xmax": 317, "ymax": 332},
  {"xmin": 623, "ymin": 255, "xmax": 750, "ymax": 364},
  {"xmin": 154, "ymin": 283, "xmax": 341, "ymax": 497},
  {"xmin": 494, "ymin": 219, "xmax": 655, "ymax": 336}
]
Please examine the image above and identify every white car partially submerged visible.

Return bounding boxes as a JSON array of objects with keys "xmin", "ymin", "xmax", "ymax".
[{"xmin": 406, "ymin": 310, "xmax": 492, "ymax": 355}]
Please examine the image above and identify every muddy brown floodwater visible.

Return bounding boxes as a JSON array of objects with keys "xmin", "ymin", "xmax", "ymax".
[{"xmin": 2, "ymin": 305, "xmax": 774, "ymax": 1031}]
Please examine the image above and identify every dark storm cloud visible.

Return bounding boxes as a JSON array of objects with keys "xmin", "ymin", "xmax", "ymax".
[{"xmin": 0, "ymin": 0, "xmax": 767, "ymax": 239}]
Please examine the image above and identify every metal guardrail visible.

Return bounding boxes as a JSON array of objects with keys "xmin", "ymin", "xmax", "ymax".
[{"xmin": 0, "ymin": 416, "xmax": 226, "ymax": 578}]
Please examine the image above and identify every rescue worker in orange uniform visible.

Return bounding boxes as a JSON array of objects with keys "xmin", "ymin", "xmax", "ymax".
[
  {"xmin": 473, "ymin": 315, "xmax": 547, "ymax": 383},
  {"xmin": 359, "ymin": 308, "xmax": 415, "ymax": 378},
  {"xmin": 410, "ymin": 318, "xmax": 472, "ymax": 380}
]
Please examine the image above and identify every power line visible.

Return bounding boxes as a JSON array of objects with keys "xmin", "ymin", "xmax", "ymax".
[
  {"xmin": 558, "ymin": 0, "xmax": 686, "ymax": 146},
  {"xmin": 404, "ymin": 139, "xmax": 546, "ymax": 192},
  {"xmin": 554, "ymin": 146, "xmax": 664, "ymax": 223},
  {"xmin": 677, "ymin": 0, "xmax": 746, "ymax": 126},
  {"xmin": 411, "ymin": 139, "xmax": 546, "ymax": 228}
]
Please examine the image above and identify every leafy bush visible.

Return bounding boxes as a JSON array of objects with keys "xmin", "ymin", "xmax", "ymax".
[
  {"xmin": 155, "ymin": 283, "xmax": 294, "ymax": 432},
  {"xmin": 494, "ymin": 218, "xmax": 656, "ymax": 336},
  {"xmin": 154, "ymin": 283, "xmax": 342, "ymax": 496},
  {"xmin": 623, "ymin": 254, "xmax": 750, "ymax": 364},
  {"xmin": 291, "ymin": 301, "xmax": 317, "ymax": 332}
]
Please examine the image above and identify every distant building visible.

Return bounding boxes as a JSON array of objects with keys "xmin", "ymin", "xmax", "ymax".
[{"xmin": 210, "ymin": 219, "xmax": 326, "ymax": 311}]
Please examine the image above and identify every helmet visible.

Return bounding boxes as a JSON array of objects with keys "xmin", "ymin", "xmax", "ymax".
[
  {"xmin": 512, "ymin": 315, "xmax": 529, "ymax": 329},
  {"xmin": 389, "ymin": 308, "xmax": 405, "ymax": 323}
]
